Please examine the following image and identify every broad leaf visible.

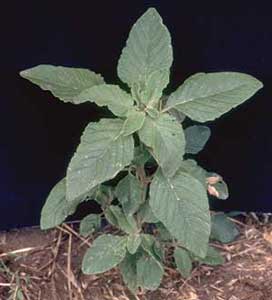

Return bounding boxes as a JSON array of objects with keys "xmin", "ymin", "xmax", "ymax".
[
  {"xmin": 74, "ymin": 84, "xmax": 134, "ymax": 117},
  {"xmin": 93, "ymin": 185, "xmax": 114, "ymax": 207},
  {"xmin": 120, "ymin": 254, "xmax": 138, "ymax": 293},
  {"xmin": 105, "ymin": 205, "xmax": 138, "ymax": 234},
  {"xmin": 132, "ymin": 146, "xmax": 152, "ymax": 166},
  {"xmin": 115, "ymin": 174, "xmax": 144, "ymax": 216},
  {"xmin": 185, "ymin": 125, "xmax": 211, "ymax": 154},
  {"xmin": 138, "ymin": 201, "xmax": 159, "ymax": 223},
  {"xmin": 141, "ymin": 234, "xmax": 163, "ymax": 262},
  {"xmin": 118, "ymin": 8, "xmax": 172, "ymax": 105},
  {"xmin": 138, "ymin": 113, "xmax": 185, "ymax": 177},
  {"xmin": 174, "ymin": 247, "xmax": 193, "ymax": 278},
  {"xmin": 122, "ymin": 109, "xmax": 145, "ymax": 136},
  {"xmin": 79, "ymin": 214, "xmax": 101, "ymax": 237},
  {"xmin": 82, "ymin": 234, "xmax": 127, "ymax": 274},
  {"xmin": 137, "ymin": 253, "xmax": 164, "ymax": 290},
  {"xmin": 198, "ymin": 246, "xmax": 225, "ymax": 266},
  {"xmin": 66, "ymin": 119, "xmax": 134, "ymax": 202},
  {"xmin": 40, "ymin": 178, "xmax": 93, "ymax": 230},
  {"xmin": 156, "ymin": 223, "xmax": 173, "ymax": 242},
  {"xmin": 150, "ymin": 169, "xmax": 210, "ymax": 258},
  {"xmin": 20, "ymin": 65, "xmax": 104, "ymax": 102},
  {"xmin": 179, "ymin": 159, "xmax": 207, "ymax": 187},
  {"xmin": 210, "ymin": 214, "xmax": 239, "ymax": 243},
  {"xmin": 166, "ymin": 72, "xmax": 263, "ymax": 122},
  {"xmin": 127, "ymin": 234, "xmax": 142, "ymax": 254}
]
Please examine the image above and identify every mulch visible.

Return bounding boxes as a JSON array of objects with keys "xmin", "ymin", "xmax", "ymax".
[{"xmin": 0, "ymin": 218, "xmax": 272, "ymax": 300}]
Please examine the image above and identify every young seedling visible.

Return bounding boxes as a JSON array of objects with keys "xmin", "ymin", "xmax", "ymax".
[{"xmin": 20, "ymin": 8, "xmax": 263, "ymax": 292}]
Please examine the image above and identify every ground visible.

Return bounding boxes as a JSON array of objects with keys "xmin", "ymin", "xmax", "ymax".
[{"xmin": 0, "ymin": 218, "xmax": 272, "ymax": 300}]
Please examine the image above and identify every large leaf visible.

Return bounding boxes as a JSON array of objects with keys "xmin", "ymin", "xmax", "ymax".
[
  {"xmin": 138, "ymin": 113, "xmax": 185, "ymax": 177},
  {"xmin": 20, "ymin": 65, "xmax": 104, "ymax": 102},
  {"xmin": 174, "ymin": 247, "xmax": 193, "ymax": 278},
  {"xmin": 115, "ymin": 174, "xmax": 144, "ymax": 216},
  {"xmin": 40, "ymin": 178, "xmax": 92, "ymax": 230},
  {"xmin": 120, "ymin": 254, "xmax": 138, "ymax": 293},
  {"xmin": 179, "ymin": 159, "xmax": 207, "ymax": 187},
  {"xmin": 118, "ymin": 8, "xmax": 172, "ymax": 104},
  {"xmin": 210, "ymin": 214, "xmax": 239, "ymax": 243},
  {"xmin": 150, "ymin": 169, "xmax": 210, "ymax": 258},
  {"xmin": 74, "ymin": 84, "xmax": 134, "ymax": 117},
  {"xmin": 184, "ymin": 125, "xmax": 211, "ymax": 154},
  {"xmin": 122, "ymin": 109, "xmax": 146, "ymax": 136},
  {"xmin": 79, "ymin": 214, "xmax": 101, "ymax": 237},
  {"xmin": 66, "ymin": 119, "xmax": 134, "ymax": 202},
  {"xmin": 82, "ymin": 234, "xmax": 127, "ymax": 274},
  {"xmin": 166, "ymin": 72, "xmax": 263, "ymax": 122},
  {"xmin": 137, "ymin": 253, "xmax": 164, "ymax": 290}
]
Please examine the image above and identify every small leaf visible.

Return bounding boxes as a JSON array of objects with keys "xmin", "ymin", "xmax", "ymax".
[
  {"xmin": 198, "ymin": 246, "xmax": 225, "ymax": 266},
  {"xmin": 150, "ymin": 169, "xmax": 210, "ymax": 258},
  {"xmin": 82, "ymin": 234, "xmax": 127, "ymax": 274},
  {"xmin": 174, "ymin": 247, "xmax": 193, "ymax": 278},
  {"xmin": 74, "ymin": 84, "xmax": 134, "ymax": 117},
  {"xmin": 67, "ymin": 119, "xmax": 134, "ymax": 202},
  {"xmin": 118, "ymin": 8, "xmax": 172, "ymax": 105},
  {"xmin": 185, "ymin": 125, "xmax": 211, "ymax": 154},
  {"xmin": 137, "ymin": 253, "xmax": 164, "ymax": 290},
  {"xmin": 127, "ymin": 234, "xmax": 142, "ymax": 254},
  {"xmin": 166, "ymin": 72, "xmax": 263, "ymax": 122},
  {"xmin": 210, "ymin": 214, "xmax": 239, "ymax": 244},
  {"xmin": 120, "ymin": 253, "xmax": 138, "ymax": 293},
  {"xmin": 141, "ymin": 234, "xmax": 164, "ymax": 262},
  {"xmin": 145, "ymin": 107, "xmax": 160, "ymax": 119},
  {"xmin": 179, "ymin": 159, "xmax": 207, "ymax": 187},
  {"xmin": 138, "ymin": 201, "xmax": 159, "ymax": 223},
  {"xmin": 115, "ymin": 174, "xmax": 144, "ymax": 216},
  {"xmin": 207, "ymin": 173, "xmax": 229, "ymax": 200},
  {"xmin": 132, "ymin": 146, "xmax": 152, "ymax": 166},
  {"xmin": 20, "ymin": 65, "xmax": 104, "ymax": 102},
  {"xmin": 79, "ymin": 214, "xmax": 101, "ymax": 237},
  {"xmin": 93, "ymin": 185, "xmax": 114, "ymax": 207},
  {"xmin": 138, "ymin": 113, "xmax": 185, "ymax": 177},
  {"xmin": 122, "ymin": 109, "xmax": 145, "ymax": 136},
  {"xmin": 169, "ymin": 108, "xmax": 186, "ymax": 123},
  {"xmin": 156, "ymin": 223, "xmax": 173, "ymax": 242}
]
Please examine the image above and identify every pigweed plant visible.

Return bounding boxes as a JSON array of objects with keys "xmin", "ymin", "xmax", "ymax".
[{"xmin": 20, "ymin": 8, "xmax": 263, "ymax": 292}]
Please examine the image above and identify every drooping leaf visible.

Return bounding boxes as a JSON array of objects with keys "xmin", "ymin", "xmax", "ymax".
[
  {"xmin": 66, "ymin": 119, "xmax": 134, "ymax": 202},
  {"xmin": 198, "ymin": 246, "xmax": 225, "ymax": 266},
  {"xmin": 74, "ymin": 84, "xmax": 134, "ymax": 117},
  {"xmin": 105, "ymin": 205, "xmax": 138, "ymax": 234},
  {"xmin": 137, "ymin": 253, "xmax": 164, "ymax": 290},
  {"xmin": 174, "ymin": 247, "xmax": 193, "ymax": 278},
  {"xmin": 118, "ymin": 8, "xmax": 172, "ymax": 105},
  {"xmin": 166, "ymin": 72, "xmax": 263, "ymax": 122},
  {"xmin": 120, "ymin": 253, "xmax": 138, "ymax": 293},
  {"xmin": 93, "ymin": 185, "xmax": 114, "ymax": 207},
  {"xmin": 127, "ymin": 234, "xmax": 142, "ymax": 254},
  {"xmin": 206, "ymin": 173, "xmax": 229, "ymax": 200},
  {"xmin": 122, "ymin": 109, "xmax": 146, "ymax": 136},
  {"xmin": 79, "ymin": 214, "xmax": 101, "ymax": 237},
  {"xmin": 20, "ymin": 65, "xmax": 104, "ymax": 102},
  {"xmin": 115, "ymin": 174, "xmax": 144, "ymax": 216},
  {"xmin": 184, "ymin": 125, "xmax": 211, "ymax": 154},
  {"xmin": 150, "ymin": 169, "xmax": 210, "ymax": 258},
  {"xmin": 40, "ymin": 178, "xmax": 93, "ymax": 230},
  {"xmin": 82, "ymin": 234, "xmax": 127, "ymax": 274},
  {"xmin": 210, "ymin": 214, "xmax": 239, "ymax": 243},
  {"xmin": 138, "ymin": 113, "xmax": 185, "ymax": 177}
]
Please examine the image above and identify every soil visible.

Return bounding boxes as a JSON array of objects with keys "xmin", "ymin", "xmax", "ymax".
[{"xmin": 0, "ymin": 219, "xmax": 272, "ymax": 300}]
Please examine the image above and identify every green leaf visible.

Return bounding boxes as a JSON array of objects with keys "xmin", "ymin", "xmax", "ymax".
[
  {"xmin": 174, "ymin": 247, "xmax": 193, "ymax": 278},
  {"xmin": 105, "ymin": 205, "xmax": 138, "ymax": 234},
  {"xmin": 198, "ymin": 246, "xmax": 225, "ymax": 266},
  {"xmin": 179, "ymin": 159, "xmax": 207, "ymax": 187},
  {"xmin": 74, "ymin": 84, "xmax": 134, "ymax": 117},
  {"xmin": 20, "ymin": 65, "xmax": 104, "ymax": 102},
  {"xmin": 141, "ymin": 234, "xmax": 164, "ymax": 262},
  {"xmin": 40, "ymin": 178, "xmax": 92, "ymax": 230},
  {"xmin": 93, "ymin": 185, "xmax": 114, "ymax": 207},
  {"xmin": 169, "ymin": 108, "xmax": 186, "ymax": 123},
  {"xmin": 210, "ymin": 214, "xmax": 239, "ymax": 244},
  {"xmin": 66, "ymin": 118, "xmax": 134, "ymax": 202},
  {"xmin": 79, "ymin": 214, "xmax": 101, "ymax": 237},
  {"xmin": 122, "ymin": 109, "xmax": 145, "ymax": 136},
  {"xmin": 132, "ymin": 146, "xmax": 152, "ymax": 166},
  {"xmin": 115, "ymin": 174, "xmax": 144, "ymax": 216},
  {"xmin": 120, "ymin": 253, "xmax": 138, "ymax": 293},
  {"xmin": 166, "ymin": 72, "xmax": 263, "ymax": 122},
  {"xmin": 138, "ymin": 113, "xmax": 185, "ymax": 177},
  {"xmin": 185, "ymin": 125, "xmax": 211, "ymax": 154},
  {"xmin": 118, "ymin": 8, "xmax": 172, "ymax": 104},
  {"xmin": 82, "ymin": 234, "xmax": 127, "ymax": 274},
  {"xmin": 156, "ymin": 223, "xmax": 173, "ymax": 242},
  {"xmin": 150, "ymin": 169, "xmax": 210, "ymax": 258},
  {"xmin": 137, "ymin": 253, "xmax": 164, "ymax": 290},
  {"xmin": 138, "ymin": 201, "xmax": 159, "ymax": 223},
  {"xmin": 207, "ymin": 173, "xmax": 229, "ymax": 200},
  {"xmin": 127, "ymin": 234, "xmax": 142, "ymax": 254}
]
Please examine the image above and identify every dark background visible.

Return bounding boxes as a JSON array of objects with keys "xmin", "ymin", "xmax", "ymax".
[{"xmin": 1, "ymin": 2, "xmax": 271, "ymax": 230}]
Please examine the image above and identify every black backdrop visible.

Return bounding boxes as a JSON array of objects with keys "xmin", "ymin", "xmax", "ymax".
[{"xmin": 1, "ymin": 1, "xmax": 272, "ymax": 229}]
